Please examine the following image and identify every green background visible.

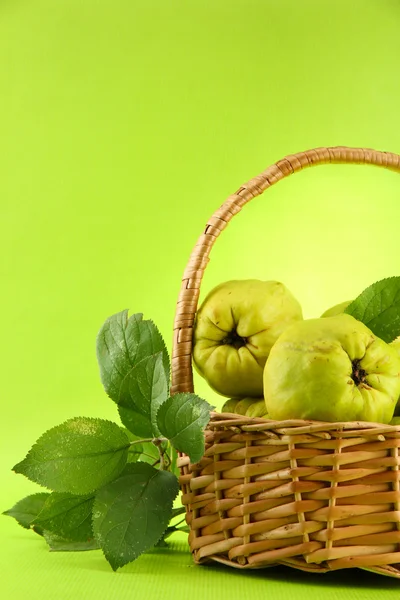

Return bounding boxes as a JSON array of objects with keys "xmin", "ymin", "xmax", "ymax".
[{"xmin": 1, "ymin": 0, "xmax": 400, "ymax": 598}]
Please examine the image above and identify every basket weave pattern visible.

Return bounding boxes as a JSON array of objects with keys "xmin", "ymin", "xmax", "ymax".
[
  {"xmin": 172, "ymin": 146, "xmax": 400, "ymax": 578},
  {"xmin": 178, "ymin": 416, "xmax": 400, "ymax": 576}
]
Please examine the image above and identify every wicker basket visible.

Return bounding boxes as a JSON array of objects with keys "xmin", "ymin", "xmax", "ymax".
[{"xmin": 171, "ymin": 146, "xmax": 400, "ymax": 579}]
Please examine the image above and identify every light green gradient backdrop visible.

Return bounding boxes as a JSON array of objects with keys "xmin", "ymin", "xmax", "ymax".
[{"xmin": 1, "ymin": 1, "xmax": 400, "ymax": 598}]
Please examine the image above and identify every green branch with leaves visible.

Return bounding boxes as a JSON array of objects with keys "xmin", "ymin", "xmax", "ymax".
[{"xmin": 4, "ymin": 310, "xmax": 214, "ymax": 571}]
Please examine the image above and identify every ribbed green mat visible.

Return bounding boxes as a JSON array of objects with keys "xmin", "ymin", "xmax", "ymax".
[{"xmin": 2, "ymin": 523, "xmax": 400, "ymax": 600}]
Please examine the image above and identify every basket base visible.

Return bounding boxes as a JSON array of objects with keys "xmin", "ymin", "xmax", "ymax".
[
  {"xmin": 192, "ymin": 553, "xmax": 400, "ymax": 579},
  {"xmin": 362, "ymin": 565, "xmax": 400, "ymax": 579}
]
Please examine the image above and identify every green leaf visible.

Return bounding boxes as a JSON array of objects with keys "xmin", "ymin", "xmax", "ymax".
[
  {"xmin": 155, "ymin": 523, "xmax": 190, "ymax": 547},
  {"xmin": 96, "ymin": 311, "xmax": 170, "ymax": 404},
  {"xmin": 3, "ymin": 493, "xmax": 50, "ymax": 531},
  {"xmin": 44, "ymin": 531, "xmax": 100, "ymax": 552},
  {"xmin": 118, "ymin": 353, "xmax": 168, "ymax": 437},
  {"xmin": 127, "ymin": 446, "xmax": 143, "ymax": 463},
  {"xmin": 155, "ymin": 526, "xmax": 180, "ymax": 546},
  {"xmin": 157, "ymin": 393, "xmax": 213, "ymax": 463},
  {"xmin": 154, "ymin": 536, "xmax": 169, "ymax": 548},
  {"xmin": 169, "ymin": 444, "xmax": 181, "ymax": 479},
  {"xmin": 138, "ymin": 440, "xmax": 166, "ymax": 465},
  {"xmin": 96, "ymin": 311, "xmax": 142, "ymax": 402},
  {"xmin": 121, "ymin": 427, "xmax": 168, "ymax": 466},
  {"xmin": 33, "ymin": 493, "xmax": 95, "ymax": 542},
  {"xmin": 155, "ymin": 522, "xmax": 188, "ymax": 547},
  {"xmin": 170, "ymin": 506, "xmax": 186, "ymax": 519},
  {"xmin": 345, "ymin": 276, "xmax": 400, "ymax": 342},
  {"xmin": 178, "ymin": 525, "xmax": 190, "ymax": 533},
  {"xmin": 120, "ymin": 427, "xmax": 143, "ymax": 463},
  {"xmin": 92, "ymin": 462, "xmax": 179, "ymax": 571},
  {"xmin": 13, "ymin": 418, "xmax": 129, "ymax": 495}
]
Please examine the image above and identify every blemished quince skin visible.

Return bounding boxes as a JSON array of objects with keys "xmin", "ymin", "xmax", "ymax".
[
  {"xmin": 193, "ymin": 279, "xmax": 303, "ymax": 398},
  {"xmin": 263, "ymin": 313, "xmax": 400, "ymax": 424},
  {"xmin": 320, "ymin": 300, "xmax": 352, "ymax": 318},
  {"xmin": 221, "ymin": 397, "xmax": 268, "ymax": 418},
  {"xmin": 390, "ymin": 336, "xmax": 400, "ymax": 416},
  {"xmin": 390, "ymin": 336, "xmax": 400, "ymax": 359}
]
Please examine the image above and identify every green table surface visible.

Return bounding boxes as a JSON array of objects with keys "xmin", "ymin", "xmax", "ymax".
[{"xmin": 2, "ymin": 523, "xmax": 400, "ymax": 600}]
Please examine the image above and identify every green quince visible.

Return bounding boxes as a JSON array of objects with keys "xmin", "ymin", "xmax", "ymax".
[
  {"xmin": 391, "ymin": 336, "xmax": 400, "ymax": 359},
  {"xmin": 245, "ymin": 398, "xmax": 269, "ymax": 418},
  {"xmin": 193, "ymin": 280, "xmax": 303, "ymax": 397},
  {"xmin": 321, "ymin": 300, "xmax": 352, "ymax": 318},
  {"xmin": 221, "ymin": 397, "xmax": 256, "ymax": 415},
  {"xmin": 221, "ymin": 397, "xmax": 268, "ymax": 418},
  {"xmin": 235, "ymin": 397, "xmax": 258, "ymax": 415},
  {"xmin": 263, "ymin": 314, "xmax": 400, "ymax": 424},
  {"xmin": 221, "ymin": 398, "xmax": 242, "ymax": 413},
  {"xmin": 390, "ymin": 336, "xmax": 400, "ymax": 415}
]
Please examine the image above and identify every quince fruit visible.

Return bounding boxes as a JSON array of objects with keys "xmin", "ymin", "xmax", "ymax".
[
  {"xmin": 221, "ymin": 397, "xmax": 268, "ymax": 418},
  {"xmin": 321, "ymin": 300, "xmax": 352, "ymax": 318},
  {"xmin": 221, "ymin": 398, "xmax": 242, "ymax": 413},
  {"xmin": 263, "ymin": 314, "xmax": 400, "ymax": 423},
  {"xmin": 390, "ymin": 336, "xmax": 400, "ymax": 415},
  {"xmin": 221, "ymin": 397, "xmax": 254, "ymax": 415},
  {"xmin": 245, "ymin": 398, "xmax": 269, "ymax": 418},
  {"xmin": 193, "ymin": 280, "xmax": 303, "ymax": 397},
  {"xmin": 390, "ymin": 336, "xmax": 400, "ymax": 359}
]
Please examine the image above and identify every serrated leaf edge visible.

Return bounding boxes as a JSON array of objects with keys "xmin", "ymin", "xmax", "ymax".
[
  {"xmin": 32, "ymin": 492, "xmax": 95, "ymax": 541},
  {"xmin": 157, "ymin": 393, "xmax": 214, "ymax": 463},
  {"xmin": 3, "ymin": 492, "xmax": 51, "ymax": 530},
  {"xmin": 92, "ymin": 464, "xmax": 179, "ymax": 571},
  {"xmin": 345, "ymin": 276, "xmax": 400, "ymax": 342},
  {"xmin": 12, "ymin": 417, "xmax": 130, "ymax": 495}
]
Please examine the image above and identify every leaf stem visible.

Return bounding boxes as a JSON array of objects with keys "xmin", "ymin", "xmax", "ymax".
[
  {"xmin": 128, "ymin": 437, "xmax": 168, "ymax": 447},
  {"xmin": 140, "ymin": 452, "xmax": 159, "ymax": 461},
  {"xmin": 159, "ymin": 452, "xmax": 166, "ymax": 470},
  {"xmin": 151, "ymin": 437, "xmax": 168, "ymax": 446},
  {"xmin": 129, "ymin": 437, "xmax": 170, "ymax": 470},
  {"xmin": 159, "ymin": 449, "xmax": 172, "ymax": 471}
]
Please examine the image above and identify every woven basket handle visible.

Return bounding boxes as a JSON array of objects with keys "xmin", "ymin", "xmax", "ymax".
[{"xmin": 170, "ymin": 146, "xmax": 400, "ymax": 395}]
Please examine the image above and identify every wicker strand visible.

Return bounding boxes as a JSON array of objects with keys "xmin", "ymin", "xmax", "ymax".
[{"xmin": 391, "ymin": 441, "xmax": 400, "ymax": 560}]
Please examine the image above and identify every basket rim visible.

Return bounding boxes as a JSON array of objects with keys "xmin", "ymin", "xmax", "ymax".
[{"xmin": 208, "ymin": 411, "xmax": 400, "ymax": 435}]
